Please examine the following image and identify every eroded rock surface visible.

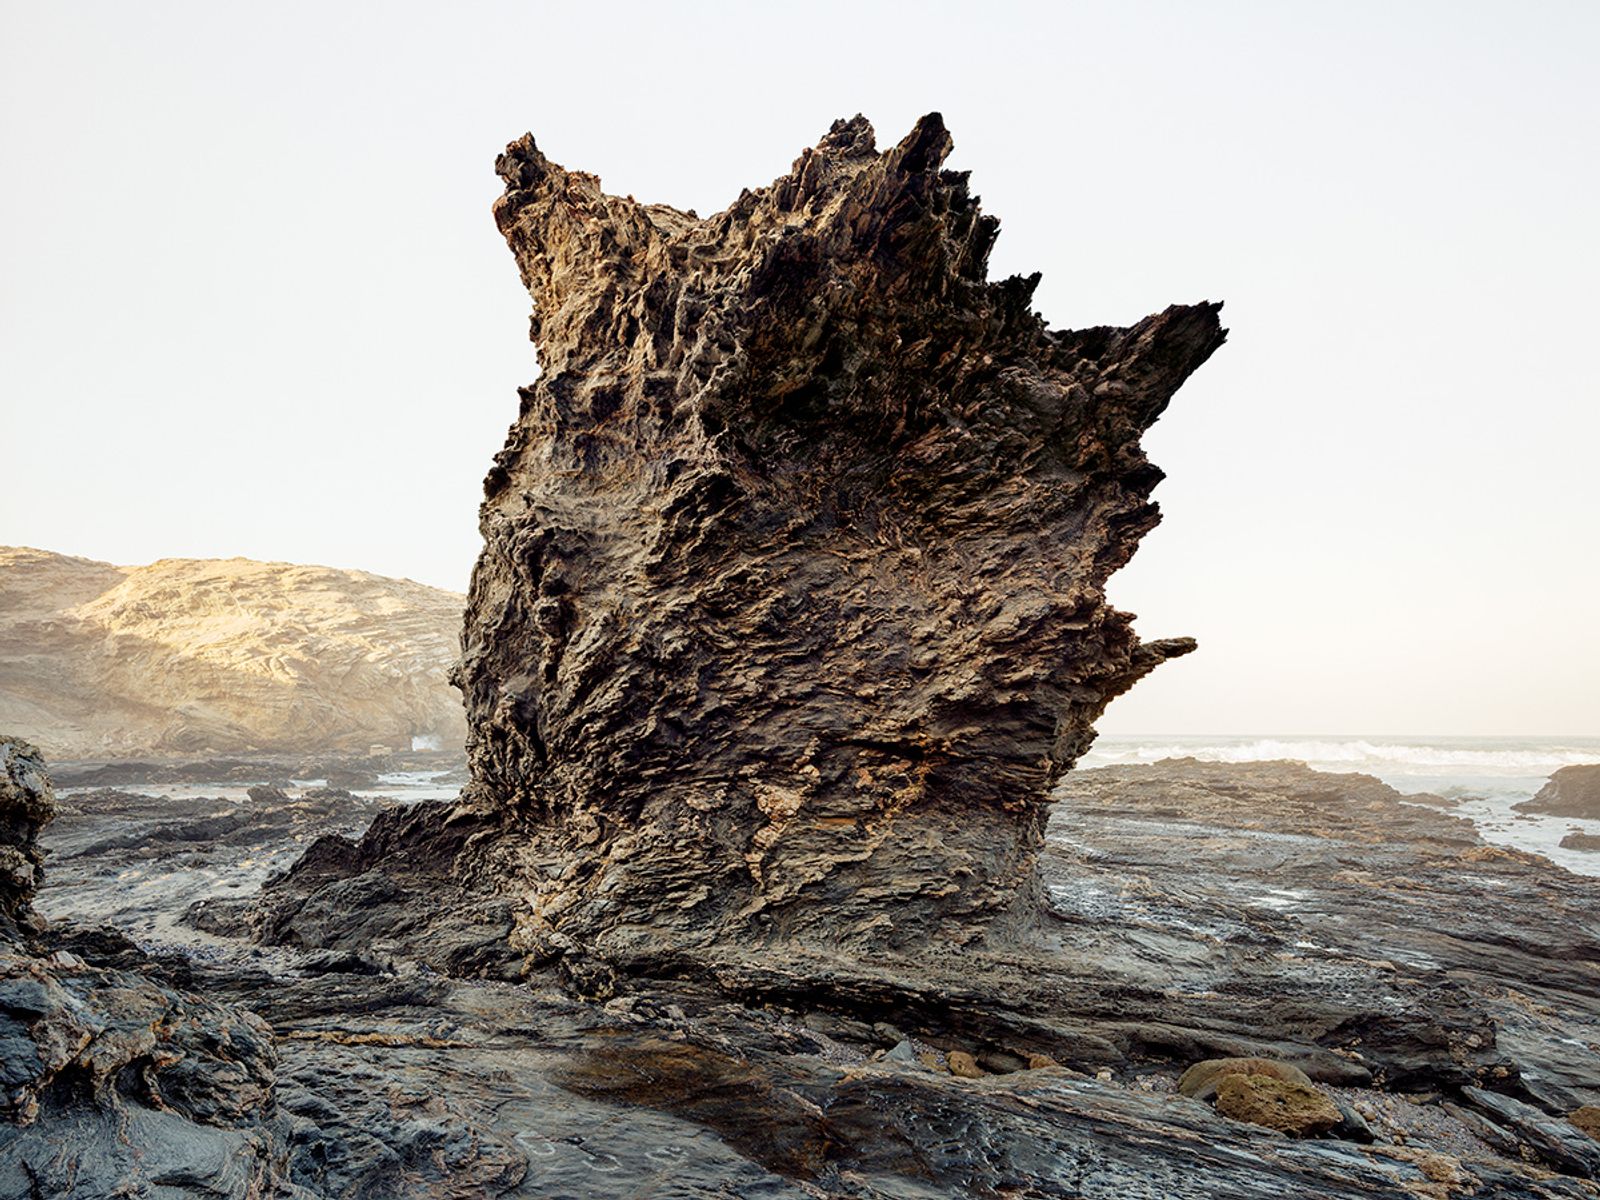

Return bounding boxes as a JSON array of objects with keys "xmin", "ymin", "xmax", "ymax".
[
  {"xmin": 26, "ymin": 754, "xmax": 1600, "ymax": 1197},
  {"xmin": 456, "ymin": 112, "xmax": 1223, "ymax": 972},
  {"xmin": 1518, "ymin": 765, "xmax": 1600, "ymax": 819},
  {"xmin": 1050, "ymin": 759, "xmax": 1600, "ymax": 1114},
  {"xmin": 0, "ymin": 738, "xmax": 51, "ymax": 938}
]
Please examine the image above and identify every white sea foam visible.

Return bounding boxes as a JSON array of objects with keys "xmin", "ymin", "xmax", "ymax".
[{"xmin": 1078, "ymin": 736, "xmax": 1600, "ymax": 778}]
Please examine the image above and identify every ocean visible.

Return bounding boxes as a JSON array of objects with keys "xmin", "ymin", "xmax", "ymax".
[{"xmin": 1075, "ymin": 735, "xmax": 1600, "ymax": 876}]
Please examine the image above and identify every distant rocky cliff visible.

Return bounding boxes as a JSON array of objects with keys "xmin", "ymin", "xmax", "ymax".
[
  {"xmin": 457, "ymin": 113, "xmax": 1224, "ymax": 973},
  {"xmin": 0, "ymin": 547, "xmax": 466, "ymax": 759}
]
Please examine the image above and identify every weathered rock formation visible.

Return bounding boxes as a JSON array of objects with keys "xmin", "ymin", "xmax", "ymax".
[
  {"xmin": 457, "ymin": 113, "xmax": 1224, "ymax": 972},
  {"xmin": 1517, "ymin": 764, "xmax": 1600, "ymax": 819},
  {"xmin": 0, "ymin": 547, "xmax": 466, "ymax": 760}
]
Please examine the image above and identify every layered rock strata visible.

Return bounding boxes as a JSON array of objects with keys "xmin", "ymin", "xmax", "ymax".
[
  {"xmin": 0, "ymin": 737, "xmax": 297, "ymax": 1196},
  {"xmin": 38, "ymin": 756, "xmax": 1600, "ymax": 1197},
  {"xmin": 456, "ymin": 113, "xmax": 1224, "ymax": 970}
]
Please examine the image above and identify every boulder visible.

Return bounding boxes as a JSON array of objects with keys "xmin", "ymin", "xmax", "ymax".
[
  {"xmin": 947, "ymin": 1050, "xmax": 984, "ymax": 1079},
  {"xmin": 1177, "ymin": 1056, "xmax": 1316, "ymax": 1102},
  {"xmin": 1213, "ymin": 1073, "xmax": 1342, "ymax": 1137},
  {"xmin": 1515, "ymin": 764, "xmax": 1600, "ymax": 819}
]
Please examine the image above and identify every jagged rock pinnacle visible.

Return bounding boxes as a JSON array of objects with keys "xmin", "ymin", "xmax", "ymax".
[{"xmin": 459, "ymin": 114, "xmax": 1225, "ymax": 973}]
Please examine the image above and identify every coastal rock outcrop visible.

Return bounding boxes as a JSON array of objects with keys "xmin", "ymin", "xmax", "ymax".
[
  {"xmin": 0, "ymin": 547, "xmax": 466, "ymax": 760},
  {"xmin": 456, "ymin": 113, "xmax": 1224, "ymax": 973},
  {"xmin": 1517, "ymin": 764, "xmax": 1600, "ymax": 819}
]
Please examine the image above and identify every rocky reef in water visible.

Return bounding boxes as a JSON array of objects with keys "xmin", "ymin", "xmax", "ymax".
[
  {"xmin": 1517, "ymin": 764, "xmax": 1600, "ymax": 819},
  {"xmin": 454, "ymin": 111, "xmax": 1223, "ymax": 978}
]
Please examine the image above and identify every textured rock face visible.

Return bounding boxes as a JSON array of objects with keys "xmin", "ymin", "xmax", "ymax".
[
  {"xmin": 1213, "ymin": 1074, "xmax": 1343, "ymax": 1137},
  {"xmin": 30, "ymin": 756, "xmax": 1600, "ymax": 1197},
  {"xmin": 0, "ymin": 738, "xmax": 52, "ymax": 938},
  {"xmin": 0, "ymin": 547, "xmax": 466, "ymax": 759},
  {"xmin": 0, "ymin": 738, "xmax": 297, "ymax": 1197},
  {"xmin": 1517, "ymin": 765, "xmax": 1600, "ymax": 819},
  {"xmin": 459, "ymin": 114, "xmax": 1224, "ymax": 968}
]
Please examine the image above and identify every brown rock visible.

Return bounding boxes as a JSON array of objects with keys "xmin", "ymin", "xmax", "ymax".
[
  {"xmin": 459, "ymin": 112, "xmax": 1223, "ymax": 974},
  {"xmin": 1213, "ymin": 1073, "xmax": 1342, "ymax": 1137},
  {"xmin": 1572, "ymin": 1105, "xmax": 1600, "ymax": 1141},
  {"xmin": 0, "ymin": 735, "xmax": 52, "ymax": 936},
  {"xmin": 947, "ymin": 1050, "xmax": 984, "ymax": 1079},
  {"xmin": 1176, "ymin": 1056, "xmax": 1315, "ymax": 1102},
  {"xmin": 1027, "ymin": 1052, "xmax": 1061, "ymax": 1071}
]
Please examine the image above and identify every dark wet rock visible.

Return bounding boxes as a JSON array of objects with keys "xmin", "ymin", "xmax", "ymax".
[
  {"xmin": 1213, "ymin": 1073, "xmax": 1342, "ymax": 1137},
  {"xmin": 319, "ymin": 767, "xmax": 379, "ymax": 791},
  {"xmin": 1330, "ymin": 1100, "xmax": 1376, "ymax": 1144},
  {"xmin": 299, "ymin": 948, "xmax": 387, "ymax": 977},
  {"xmin": 38, "ymin": 783, "xmax": 397, "ymax": 960},
  {"xmin": 1052, "ymin": 759, "xmax": 1600, "ymax": 1112},
  {"xmin": 1516, "ymin": 764, "xmax": 1600, "ymax": 819},
  {"xmin": 0, "ymin": 948, "xmax": 277, "ymax": 1127},
  {"xmin": 51, "ymin": 756, "xmax": 310, "ymax": 787},
  {"xmin": 228, "ymin": 763, "xmax": 1600, "ymax": 1193},
  {"xmin": 1461, "ymin": 1086, "xmax": 1600, "ymax": 1178},
  {"xmin": 302, "ymin": 786, "xmax": 358, "ymax": 803},
  {"xmin": 250, "ymin": 802, "xmax": 522, "ymax": 981},
  {"xmin": 1, "ymin": 739, "xmax": 299, "ymax": 1198},
  {"xmin": 1559, "ymin": 830, "xmax": 1600, "ymax": 852},
  {"xmin": 0, "ymin": 738, "xmax": 51, "ymax": 939},
  {"xmin": 24, "ymin": 746, "xmax": 1600, "ymax": 1197},
  {"xmin": 47, "ymin": 748, "xmax": 464, "ymax": 791}
]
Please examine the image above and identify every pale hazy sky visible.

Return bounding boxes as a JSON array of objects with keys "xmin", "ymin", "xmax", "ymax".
[{"xmin": 2, "ymin": 2, "xmax": 1596, "ymax": 734}]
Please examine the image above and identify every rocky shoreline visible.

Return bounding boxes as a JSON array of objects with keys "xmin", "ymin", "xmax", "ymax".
[
  {"xmin": 4, "ymin": 742, "xmax": 1599, "ymax": 1197},
  {"xmin": 6, "ymin": 115, "xmax": 1599, "ymax": 1199}
]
